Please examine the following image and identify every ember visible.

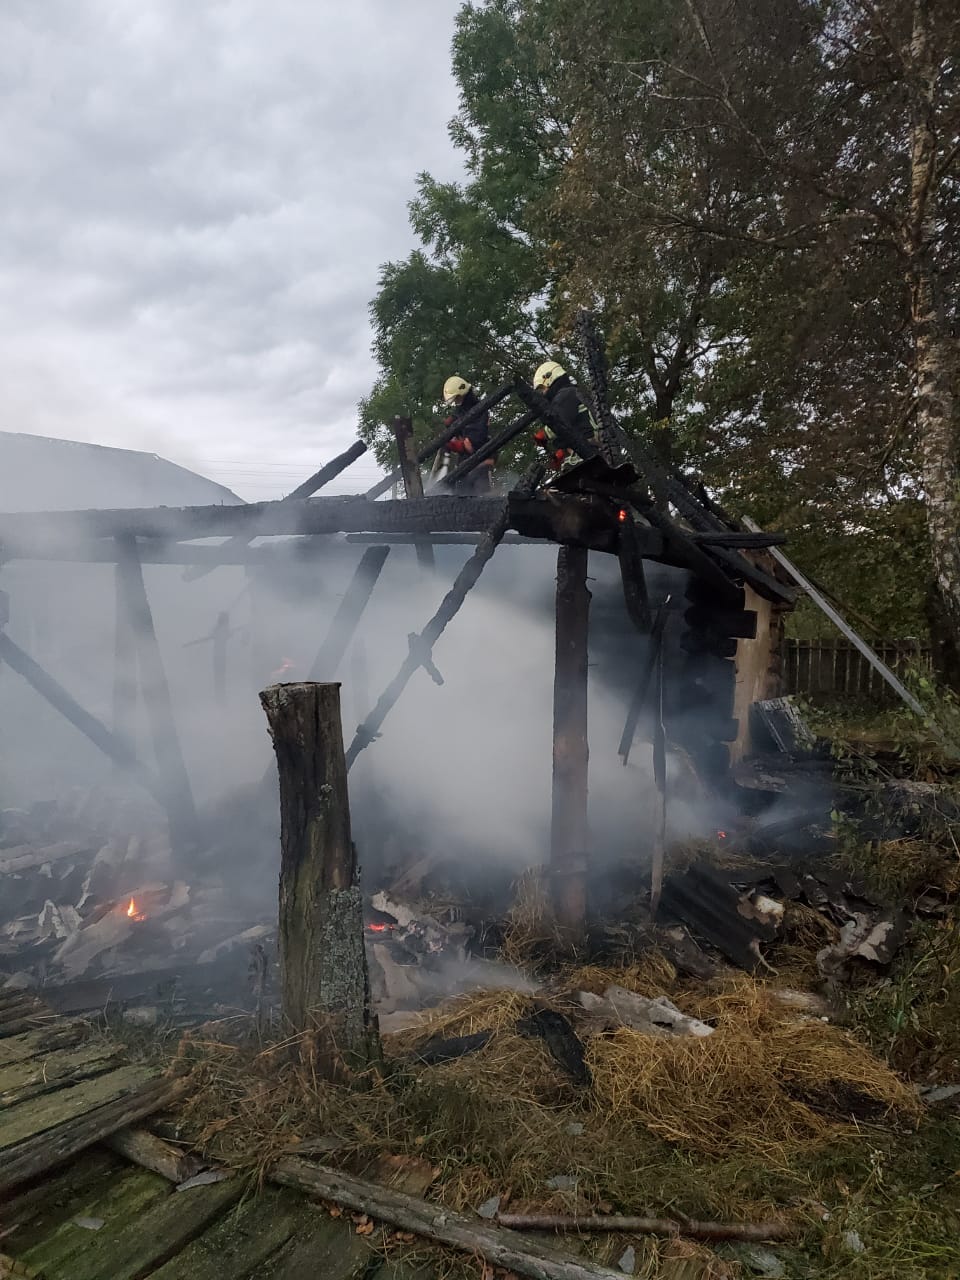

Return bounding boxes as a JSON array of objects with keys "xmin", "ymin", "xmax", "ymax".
[
  {"xmin": 366, "ymin": 922, "xmax": 395, "ymax": 933},
  {"xmin": 270, "ymin": 657, "xmax": 297, "ymax": 679},
  {"xmin": 126, "ymin": 896, "xmax": 146, "ymax": 922}
]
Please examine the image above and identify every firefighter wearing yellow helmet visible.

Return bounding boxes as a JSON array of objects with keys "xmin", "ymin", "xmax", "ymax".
[
  {"xmin": 439, "ymin": 374, "xmax": 494, "ymax": 493},
  {"xmin": 531, "ymin": 360, "xmax": 599, "ymax": 470}
]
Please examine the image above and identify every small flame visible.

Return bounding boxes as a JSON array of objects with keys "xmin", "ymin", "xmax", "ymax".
[
  {"xmin": 366, "ymin": 922, "xmax": 394, "ymax": 933},
  {"xmin": 270, "ymin": 657, "xmax": 297, "ymax": 680},
  {"xmin": 126, "ymin": 897, "xmax": 146, "ymax": 922},
  {"xmin": 618, "ymin": 507, "xmax": 628, "ymax": 523},
  {"xmin": 717, "ymin": 830, "xmax": 728, "ymax": 841}
]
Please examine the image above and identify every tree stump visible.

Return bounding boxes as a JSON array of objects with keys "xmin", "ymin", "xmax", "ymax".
[{"xmin": 260, "ymin": 681, "xmax": 379, "ymax": 1076}]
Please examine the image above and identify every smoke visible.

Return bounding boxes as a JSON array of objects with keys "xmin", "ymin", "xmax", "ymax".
[{"xmin": 0, "ymin": 527, "xmax": 727, "ymax": 913}]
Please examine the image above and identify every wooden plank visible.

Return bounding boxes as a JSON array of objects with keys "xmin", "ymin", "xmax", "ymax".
[
  {"xmin": 0, "ymin": 1040, "xmax": 121, "ymax": 1108},
  {"xmin": 0, "ymin": 1075, "xmax": 186, "ymax": 1195},
  {"xmin": 17, "ymin": 1168, "xmax": 170, "ymax": 1278},
  {"xmin": 147, "ymin": 1187, "xmax": 308, "ymax": 1279},
  {"xmin": 0, "ymin": 1022, "xmax": 89, "ymax": 1069},
  {"xmin": 0, "ymin": 1065, "xmax": 158, "ymax": 1150},
  {"xmin": 0, "ymin": 1150, "xmax": 121, "ymax": 1254},
  {"xmin": 42, "ymin": 1176, "xmax": 243, "ymax": 1280}
]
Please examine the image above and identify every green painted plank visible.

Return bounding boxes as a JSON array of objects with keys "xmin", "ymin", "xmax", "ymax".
[
  {"xmin": 59, "ymin": 1176, "xmax": 243, "ymax": 1280},
  {"xmin": 19, "ymin": 1168, "xmax": 169, "ymax": 1276},
  {"xmin": 0, "ymin": 1151, "xmax": 122, "ymax": 1253},
  {"xmin": 149, "ymin": 1188, "xmax": 311, "ymax": 1279},
  {"xmin": 0, "ymin": 1041, "xmax": 121, "ymax": 1107},
  {"xmin": 0, "ymin": 1022, "xmax": 89, "ymax": 1068},
  {"xmin": 0, "ymin": 1064, "xmax": 157, "ymax": 1149},
  {"xmin": 261, "ymin": 1207, "xmax": 378, "ymax": 1280}
]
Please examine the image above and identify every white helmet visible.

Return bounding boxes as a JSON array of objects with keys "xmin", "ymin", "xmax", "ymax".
[
  {"xmin": 534, "ymin": 360, "xmax": 566, "ymax": 392},
  {"xmin": 443, "ymin": 375, "xmax": 472, "ymax": 404}
]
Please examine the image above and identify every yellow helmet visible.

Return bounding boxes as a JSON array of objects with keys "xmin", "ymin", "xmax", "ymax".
[
  {"xmin": 442, "ymin": 375, "xmax": 472, "ymax": 404},
  {"xmin": 534, "ymin": 360, "xmax": 566, "ymax": 392}
]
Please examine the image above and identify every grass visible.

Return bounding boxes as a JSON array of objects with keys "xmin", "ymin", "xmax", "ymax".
[{"xmin": 162, "ymin": 957, "xmax": 955, "ymax": 1278}]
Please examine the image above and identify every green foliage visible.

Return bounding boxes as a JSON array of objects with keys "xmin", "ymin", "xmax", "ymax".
[{"xmin": 360, "ymin": 0, "xmax": 960, "ymax": 660}]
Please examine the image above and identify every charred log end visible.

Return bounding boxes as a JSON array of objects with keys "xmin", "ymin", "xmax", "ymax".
[{"xmin": 508, "ymin": 493, "xmax": 620, "ymax": 553}]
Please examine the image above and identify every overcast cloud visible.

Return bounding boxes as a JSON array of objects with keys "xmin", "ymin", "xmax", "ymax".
[{"xmin": 0, "ymin": 1, "xmax": 465, "ymax": 499}]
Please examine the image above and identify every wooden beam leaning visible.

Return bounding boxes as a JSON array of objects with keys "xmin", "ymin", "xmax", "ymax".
[
  {"xmin": 182, "ymin": 439, "xmax": 368, "ymax": 583},
  {"xmin": 309, "ymin": 546, "xmax": 391, "ymax": 681},
  {"xmin": 0, "ymin": 630, "xmax": 166, "ymax": 806},
  {"xmin": 365, "ymin": 382, "xmax": 515, "ymax": 500},
  {"xmin": 436, "ymin": 408, "xmax": 540, "ymax": 490},
  {"xmin": 551, "ymin": 546, "xmax": 591, "ymax": 942},
  {"xmin": 115, "ymin": 535, "xmax": 200, "ymax": 858},
  {"xmin": 260, "ymin": 682, "xmax": 379, "ymax": 1072},
  {"xmin": 344, "ymin": 502, "xmax": 510, "ymax": 770}
]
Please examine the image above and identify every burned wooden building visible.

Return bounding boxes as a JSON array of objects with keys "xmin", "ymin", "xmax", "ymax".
[{"xmin": 0, "ymin": 327, "xmax": 798, "ymax": 966}]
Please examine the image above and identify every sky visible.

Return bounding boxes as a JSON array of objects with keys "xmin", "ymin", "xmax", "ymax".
[{"xmin": 0, "ymin": 1, "xmax": 465, "ymax": 501}]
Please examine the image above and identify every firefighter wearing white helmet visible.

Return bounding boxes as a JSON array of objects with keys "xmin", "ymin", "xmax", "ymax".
[
  {"xmin": 439, "ymin": 373, "xmax": 494, "ymax": 493},
  {"xmin": 531, "ymin": 360, "xmax": 598, "ymax": 470}
]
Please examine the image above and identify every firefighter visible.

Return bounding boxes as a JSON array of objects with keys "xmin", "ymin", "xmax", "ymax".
[
  {"xmin": 441, "ymin": 375, "xmax": 495, "ymax": 493},
  {"xmin": 531, "ymin": 361, "xmax": 599, "ymax": 471}
]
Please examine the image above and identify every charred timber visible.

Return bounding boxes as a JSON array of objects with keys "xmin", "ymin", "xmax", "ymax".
[
  {"xmin": 366, "ymin": 382, "xmax": 516, "ymax": 500},
  {"xmin": 0, "ymin": 493, "xmax": 618, "ymax": 551},
  {"xmin": 437, "ymin": 408, "xmax": 540, "ymax": 489},
  {"xmin": 182, "ymin": 439, "xmax": 369, "ymax": 583}
]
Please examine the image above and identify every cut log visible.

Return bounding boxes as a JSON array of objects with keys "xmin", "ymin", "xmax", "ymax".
[
  {"xmin": 495, "ymin": 1213, "xmax": 794, "ymax": 1243},
  {"xmin": 550, "ymin": 546, "xmax": 591, "ymax": 941},
  {"xmin": 271, "ymin": 1157, "xmax": 627, "ymax": 1280},
  {"xmin": 0, "ymin": 1075, "xmax": 188, "ymax": 1195},
  {"xmin": 260, "ymin": 682, "xmax": 379, "ymax": 1074},
  {"xmin": 104, "ymin": 1126, "xmax": 204, "ymax": 1183}
]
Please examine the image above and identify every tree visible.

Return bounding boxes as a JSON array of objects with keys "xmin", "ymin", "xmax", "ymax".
[{"xmin": 552, "ymin": 0, "xmax": 959, "ymax": 676}]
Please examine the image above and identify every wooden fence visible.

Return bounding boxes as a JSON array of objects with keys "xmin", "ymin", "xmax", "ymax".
[{"xmin": 782, "ymin": 637, "xmax": 931, "ymax": 703}]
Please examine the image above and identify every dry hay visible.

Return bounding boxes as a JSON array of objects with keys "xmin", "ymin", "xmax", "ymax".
[
  {"xmin": 558, "ymin": 953, "xmax": 679, "ymax": 998},
  {"xmin": 499, "ymin": 866, "xmax": 557, "ymax": 964},
  {"xmin": 588, "ymin": 977, "xmax": 921, "ymax": 1160}
]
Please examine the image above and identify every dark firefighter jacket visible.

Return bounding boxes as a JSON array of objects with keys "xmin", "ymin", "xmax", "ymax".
[
  {"xmin": 452, "ymin": 390, "xmax": 490, "ymax": 452},
  {"xmin": 546, "ymin": 380, "xmax": 598, "ymax": 454}
]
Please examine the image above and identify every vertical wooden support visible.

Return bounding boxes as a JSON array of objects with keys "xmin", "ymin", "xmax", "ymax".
[
  {"xmin": 260, "ymin": 681, "xmax": 379, "ymax": 1075},
  {"xmin": 308, "ymin": 547, "xmax": 390, "ymax": 680},
  {"xmin": 212, "ymin": 612, "xmax": 229, "ymax": 708},
  {"xmin": 113, "ymin": 546, "xmax": 138, "ymax": 747},
  {"xmin": 550, "ymin": 546, "xmax": 591, "ymax": 941},
  {"xmin": 115, "ymin": 535, "xmax": 199, "ymax": 857},
  {"xmin": 392, "ymin": 416, "xmax": 434, "ymax": 571}
]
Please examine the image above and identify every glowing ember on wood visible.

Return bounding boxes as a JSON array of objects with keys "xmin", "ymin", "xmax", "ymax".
[
  {"xmin": 126, "ymin": 897, "xmax": 146, "ymax": 922},
  {"xmin": 366, "ymin": 922, "xmax": 395, "ymax": 933}
]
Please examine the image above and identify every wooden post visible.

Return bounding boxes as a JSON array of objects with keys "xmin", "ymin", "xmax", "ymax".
[
  {"xmin": 392, "ymin": 416, "xmax": 434, "ymax": 571},
  {"xmin": 115, "ymin": 535, "xmax": 199, "ymax": 858},
  {"xmin": 308, "ymin": 546, "xmax": 390, "ymax": 680},
  {"xmin": 112, "ymin": 550, "xmax": 138, "ymax": 748},
  {"xmin": 260, "ymin": 681, "xmax": 379, "ymax": 1074},
  {"xmin": 212, "ymin": 612, "xmax": 229, "ymax": 707},
  {"xmin": 550, "ymin": 546, "xmax": 591, "ymax": 941}
]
